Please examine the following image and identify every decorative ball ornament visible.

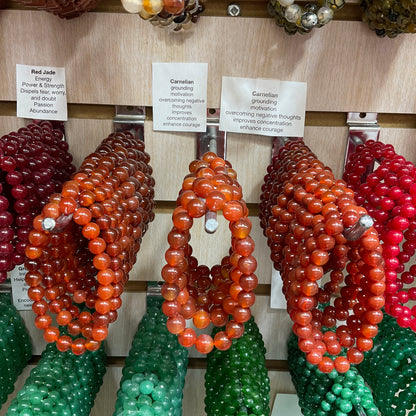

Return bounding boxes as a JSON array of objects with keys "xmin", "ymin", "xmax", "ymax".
[
  {"xmin": 161, "ymin": 152, "xmax": 258, "ymax": 354},
  {"xmin": 269, "ymin": 0, "xmax": 344, "ymax": 34},
  {"xmin": 259, "ymin": 140, "xmax": 385, "ymax": 373},
  {"xmin": 24, "ymin": 131, "xmax": 155, "ymax": 353},
  {"xmin": 343, "ymin": 139, "xmax": 416, "ymax": 331},
  {"xmin": 121, "ymin": 0, "xmax": 206, "ymax": 31},
  {"xmin": 362, "ymin": 0, "xmax": 416, "ymax": 37}
]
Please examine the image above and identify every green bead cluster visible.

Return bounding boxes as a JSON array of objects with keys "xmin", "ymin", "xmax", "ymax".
[
  {"xmin": 0, "ymin": 293, "xmax": 31, "ymax": 407},
  {"xmin": 5, "ymin": 341, "xmax": 106, "ymax": 416},
  {"xmin": 205, "ymin": 317, "xmax": 270, "ymax": 416},
  {"xmin": 287, "ymin": 333, "xmax": 379, "ymax": 416},
  {"xmin": 361, "ymin": 0, "xmax": 416, "ymax": 37},
  {"xmin": 358, "ymin": 313, "xmax": 416, "ymax": 415},
  {"xmin": 114, "ymin": 297, "xmax": 188, "ymax": 416}
]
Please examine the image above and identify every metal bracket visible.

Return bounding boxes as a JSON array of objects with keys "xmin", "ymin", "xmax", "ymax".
[
  {"xmin": 146, "ymin": 281, "xmax": 163, "ymax": 297},
  {"xmin": 114, "ymin": 106, "xmax": 146, "ymax": 141},
  {"xmin": 197, "ymin": 109, "xmax": 227, "ymax": 160},
  {"xmin": 344, "ymin": 112, "xmax": 380, "ymax": 176},
  {"xmin": 272, "ymin": 137, "xmax": 303, "ymax": 159},
  {"xmin": 0, "ymin": 282, "xmax": 12, "ymax": 293}
]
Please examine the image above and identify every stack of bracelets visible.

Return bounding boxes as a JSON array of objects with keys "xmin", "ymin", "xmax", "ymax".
[
  {"xmin": 288, "ymin": 331, "xmax": 379, "ymax": 416},
  {"xmin": 259, "ymin": 140, "xmax": 385, "ymax": 373},
  {"xmin": 114, "ymin": 295, "xmax": 188, "ymax": 416},
  {"xmin": 14, "ymin": 0, "xmax": 100, "ymax": 18},
  {"xmin": 161, "ymin": 151, "xmax": 257, "ymax": 354},
  {"xmin": 121, "ymin": 0, "xmax": 205, "ymax": 31},
  {"xmin": 6, "ymin": 340, "xmax": 106, "ymax": 416},
  {"xmin": 205, "ymin": 316, "xmax": 270, "ymax": 416},
  {"xmin": 359, "ymin": 313, "xmax": 416, "ymax": 415},
  {"xmin": 361, "ymin": 0, "xmax": 416, "ymax": 37},
  {"xmin": 24, "ymin": 131, "xmax": 155, "ymax": 354},
  {"xmin": 343, "ymin": 139, "xmax": 416, "ymax": 330},
  {"xmin": 0, "ymin": 293, "xmax": 31, "ymax": 407},
  {"xmin": 0, "ymin": 122, "xmax": 75, "ymax": 283},
  {"xmin": 268, "ymin": 0, "xmax": 345, "ymax": 35}
]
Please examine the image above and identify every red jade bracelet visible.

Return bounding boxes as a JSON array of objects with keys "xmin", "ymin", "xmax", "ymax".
[
  {"xmin": 161, "ymin": 151, "xmax": 257, "ymax": 354},
  {"xmin": 24, "ymin": 132, "xmax": 155, "ymax": 354},
  {"xmin": 259, "ymin": 140, "xmax": 385, "ymax": 373},
  {"xmin": 344, "ymin": 139, "xmax": 416, "ymax": 330}
]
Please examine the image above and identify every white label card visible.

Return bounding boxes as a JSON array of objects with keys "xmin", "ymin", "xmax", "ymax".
[
  {"xmin": 16, "ymin": 64, "xmax": 67, "ymax": 121},
  {"xmin": 219, "ymin": 76, "xmax": 307, "ymax": 137},
  {"xmin": 152, "ymin": 62, "xmax": 208, "ymax": 132},
  {"xmin": 270, "ymin": 268, "xmax": 286, "ymax": 309},
  {"xmin": 10, "ymin": 265, "xmax": 33, "ymax": 311}
]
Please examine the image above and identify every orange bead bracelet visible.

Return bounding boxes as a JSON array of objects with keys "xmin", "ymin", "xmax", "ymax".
[
  {"xmin": 24, "ymin": 132, "xmax": 155, "ymax": 354},
  {"xmin": 161, "ymin": 151, "xmax": 257, "ymax": 354},
  {"xmin": 260, "ymin": 141, "xmax": 385, "ymax": 373}
]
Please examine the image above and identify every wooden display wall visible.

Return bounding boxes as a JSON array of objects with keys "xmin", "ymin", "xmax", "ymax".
[{"xmin": 0, "ymin": 3, "xmax": 416, "ymax": 415}]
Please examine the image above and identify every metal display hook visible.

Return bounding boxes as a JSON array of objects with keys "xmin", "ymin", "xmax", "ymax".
[{"xmin": 197, "ymin": 109, "xmax": 227, "ymax": 234}]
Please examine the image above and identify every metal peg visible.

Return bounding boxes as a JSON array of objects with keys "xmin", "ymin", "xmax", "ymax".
[
  {"xmin": 344, "ymin": 112, "xmax": 380, "ymax": 179},
  {"xmin": 114, "ymin": 106, "xmax": 146, "ymax": 141},
  {"xmin": 197, "ymin": 109, "xmax": 226, "ymax": 235},
  {"xmin": 343, "ymin": 214, "xmax": 374, "ymax": 241},
  {"xmin": 147, "ymin": 281, "xmax": 163, "ymax": 297},
  {"xmin": 0, "ymin": 282, "xmax": 12, "ymax": 293},
  {"xmin": 42, "ymin": 214, "xmax": 73, "ymax": 233}
]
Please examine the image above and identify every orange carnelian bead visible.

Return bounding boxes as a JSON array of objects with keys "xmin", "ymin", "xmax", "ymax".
[
  {"xmin": 93, "ymin": 253, "xmax": 111, "ymax": 270},
  {"xmin": 95, "ymin": 299, "xmax": 111, "ymax": 315},
  {"xmin": 56, "ymin": 335, "xmax": 72, "ymax": 352},
  {"xmin": 195, "ymin": 334, "xmax": 214, "ymax": 354},
  {"xmin": 73, "ymin": 208, "xmax": 92, "ymax": 225},
  {"xmin": 42, "ymin": 203, "xmax": 61, "ymax": 219},
  {"xmin": 88, "ymin": 238, "xmax": 106, "ymax": 254},
  {"xmin": 25, "ymin": 245, "xmax": 43, "ymax": 260},
  {"xmin": 206, "ymin": 190, "xmax": 227, "ymax": 211},
  {"xmin": 71, "ymin": 338, "xmax": 87, "ymax": 355},
  {"xmin": 167, "ymin": 315, "xmax": 186, "ymax": 334},
  {"xmin": 34, "ymin": 315, "xmax": 52, "ymax": 329},
  {"xmin": 82, "ymin": 222, "xmax": 100, "ymax": 240},
  {"xmin": 187, "ymin": 199, "xmax": 207, "ymax": 218},
  {"xmin": 225, "ymin": 320, "xmax": 244, "ymax": 339},
  {"xmin": 92, "ymin": 326, "xmax": 108, "ymax": 341},
  {"xmin": 178, "ymin": 327, "xmax": 197, "ymax": 347},
  {"xmin": 56, "ymin": 310, "xmax": 72, "ymax": 326},
  {"xmin": 214, "ymin": 331, "xmax": 232, "ymax": 351},
  {"xmin": 43, "ymin": 326, "xmax": 59, "ymax": 343},
  {"xmin": 223, "ymin": 201, "xmax": 244, "ymax": 222},
  {"xmin": 193, "ymin": 309, "xmax": 211, "ymax": 329}
]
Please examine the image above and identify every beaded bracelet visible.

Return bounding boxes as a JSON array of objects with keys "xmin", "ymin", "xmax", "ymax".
[
  {"xmin": 361, "ymin": 0, "xmax": 416, "ymax": 37},
  {"xmin": 161, "ymin": 151, "xmax": 257, "ymax": 354},
  {"xmin": 288, "ymin": 331, "xmax": 379, "ymax": 416},
  {"xmin": 0, "ymin": 293, "xmax": 32, "ymax": 406},
  {"xmin": 359, "ymin": 313, "xmax": 416, "ymax": 415},
  {"xmin": 259, "ymin": 140, "xmax": 385, "ymax": 373},
  {"xmin": 268, "ymin": 0, "xmax": 345, "ymax": 35},
  {"xmin": 121, "ymin": 0, "xmax": 206, "ymax": 31},
  {"xmin": 344, "ymin": 140, "xmax": 416, "ymax": 330},
  {"xmin": 205, "ymin": 316, "xmax": 270, "ymax": 416},
  {"xmin": 5, "ymin": 339, "xmax": 106, "ymax": 416},
  {"xmin": 14, "ymin": 0, "xmax": 100, "ymax": 18},
  {"xmin": 25, "ymin": 131, "xmax": 155, "ymax": 353},
  {"xmin": 114, "ymin": 296, "xmax": 188, "ymax": 416},
  {"xmin": 0, "ymin": 122, "xmax": 75, "ymax": 282}
]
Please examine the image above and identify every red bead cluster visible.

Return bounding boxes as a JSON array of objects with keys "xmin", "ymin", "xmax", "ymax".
[
  {"xmin": 344, "ymin": 139, "xmax": 416, "ymax": 329},
  {"xmin": 0, "ymin": 122, "xmax": 75, "ymax": 282},
  {"xmin": 161, "ymin": 152, "xmax": 257, "ymax": 354},
  {"xmin": 24, "ymin": 132, "xmax": 155, "ymax": 354},
  {"xmin": 259, "ymin": 140, "xmax": 385, "ymax": 373}
]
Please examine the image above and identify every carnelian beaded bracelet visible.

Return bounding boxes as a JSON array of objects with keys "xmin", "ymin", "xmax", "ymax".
[
  {"xmin": 344, "ymin": 140, "xmax": 416, "ymax": 330},
  {"xmin": 260, "ymin": 140, "xmax": 385, "ymax": 373},
  {"xmin": 24, "ymin": 131, "xmax": 155, "ymax": 354},
  {"xmin": 161, "ymin": 152, "xmax": 257, "ymax": 354}
]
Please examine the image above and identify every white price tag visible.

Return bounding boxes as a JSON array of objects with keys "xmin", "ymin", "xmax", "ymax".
[
  {"xmin": 219, "ymin": 76, "xmax": 306, "ymax": 137},
  {"xmin": 10, "ymin": 265, "xmax": 32, "ymax": 311},
  {"xmin": 271, "ymin": 394, "xmax": 302, "ymax": 416},
  {"xmin": 16, "ymin": 64, "xmax": 67, "ymax": 121},
  {"xmin": 270, "ymin": 268, "xmax": 286, "ymax": 309},
  {"xmin": 152, "ymin": 62, "xmax": 208, "ymax": 132}
]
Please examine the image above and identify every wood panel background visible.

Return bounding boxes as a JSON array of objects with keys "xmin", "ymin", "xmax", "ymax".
[{"xmin": 0, "ymin": 5, "xmax": 416, "ymax": 416}]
